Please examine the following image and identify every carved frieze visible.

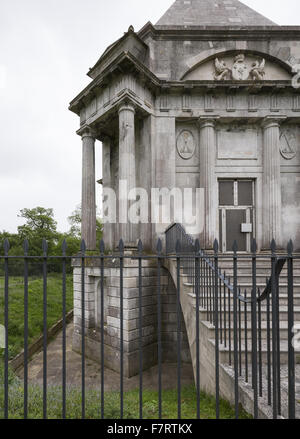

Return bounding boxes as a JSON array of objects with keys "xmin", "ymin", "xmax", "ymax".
[{"xmin": 214, "ymin": 54, "xmax": 265, "ymax": 81}]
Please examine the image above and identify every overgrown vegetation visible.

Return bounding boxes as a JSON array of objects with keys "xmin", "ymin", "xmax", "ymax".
[{"xmin": 0, "ymin": 274, "xmax": 73, "ymax": 359}]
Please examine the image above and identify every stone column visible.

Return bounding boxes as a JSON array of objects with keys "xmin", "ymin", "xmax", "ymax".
[
  {"xmin": 118, "ymin": 102, "xmax": 136, "ymax": 247},
  {"xmin": 81, "ymin": 127, "xmax": 96, "ymax": 250},
  {"xmin": 102, "ymin": 136, "xmax": 114, "ymax": 249},
  {"xmin": 199, "ymin": 117, "xmax": 218, "ymax": 249},
  {"xmin": 262, "ymin": 116, "xmax": 285, "ymax": 248}
]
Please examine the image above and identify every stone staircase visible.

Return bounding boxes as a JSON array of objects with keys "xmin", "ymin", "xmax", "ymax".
[{"xmin": 165, "ymin": 255, "xmax": 300, "ymax": 419}]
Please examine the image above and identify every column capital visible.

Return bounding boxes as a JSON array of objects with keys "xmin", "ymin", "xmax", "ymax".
[
  {"xmin": 198, "ymin": 115, "xmax": 220, "ymax": 129},
  {"xmin": 77, "ymin": 126, "xmax": 97, "ymax": 140},
  {"xmin": 118, "ymin": 100, "xmax": 136, "ymax": 115},
  {"xmin": 261, "ymin": 115, "xmax": 287, "ymax": 129}
]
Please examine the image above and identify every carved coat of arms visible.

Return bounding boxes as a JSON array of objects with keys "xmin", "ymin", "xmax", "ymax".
[{"xmin": 214, "ymin": 54, "xmax": 266, "ymax": 81}]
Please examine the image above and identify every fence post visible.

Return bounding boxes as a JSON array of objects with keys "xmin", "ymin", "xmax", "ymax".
[
  {"xmin": 271, "ymin": 239, "xmax": 278, "ymax": 419},
  {"xmin": 232, "ymin": 240, "xmax": 239, "ymax": 419},
  {"xmin": 4, "ymin": 239, "xmax": 9, "ymax": 420},
  {"xmin": 42, "ymin": 239, "xmax": 48, "ymax": 419},
  {"xmin": 287, "ymin": 240, "xmax": 295, "ymax": 419},
  {"xmin": 214, "ymin": 239, "xmax": 220, "ymax": 419},
  {"xmin": 251, "ymin": 239, "xmax": 258, "ymax": 419}
]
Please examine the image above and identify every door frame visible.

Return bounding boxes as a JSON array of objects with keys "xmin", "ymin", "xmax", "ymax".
[{"xmin": 218, "ymin": 179, "xmax": 256, "ymax": 253}]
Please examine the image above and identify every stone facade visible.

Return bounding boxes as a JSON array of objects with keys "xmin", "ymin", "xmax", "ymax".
[
  {"xmin": 69, "ymin": 0, "xmax": 300, "ymax": 375},
  {"xmin": 72, "ymin": 257, "xmax": 190, "ymax": 377}
]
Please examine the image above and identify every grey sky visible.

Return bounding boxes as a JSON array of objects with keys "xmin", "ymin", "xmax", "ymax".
[{"xmin": 0, "ymin": 0, "xmax": 299, "ymax": 233}]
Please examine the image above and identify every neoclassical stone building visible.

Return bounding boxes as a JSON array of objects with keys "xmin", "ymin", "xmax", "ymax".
[
  {"xmin": 70, "ymin": 0, "xmax": 300, "ymax": 254},
  {"xmin": 69, "ymin": 0, "xmax": 300, "ymax": 375}
]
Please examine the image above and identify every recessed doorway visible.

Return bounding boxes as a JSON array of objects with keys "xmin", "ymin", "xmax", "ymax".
[{"xmin": 219, "ymin": 179, "xmax": 255, "ymax": 252}]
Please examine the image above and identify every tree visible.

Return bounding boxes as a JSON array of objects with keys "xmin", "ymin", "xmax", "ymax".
[
  {"xmin": 68, "ymin": 205, "xmax": 103, "ymax": 244},
  {"xmin": 17, "ymin": 207, "xmax": 59, "ymax": 255}
]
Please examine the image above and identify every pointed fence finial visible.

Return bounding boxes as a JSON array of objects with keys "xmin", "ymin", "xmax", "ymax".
[
  {"xmin": 4, "ymin": 238, "xmax": 10, "ymax": 255},
  {"xmin": 251, "ymin": 238, "xmax": 257, "ymax": 253},
  {"xmin": 287, "ymin": 239, "xmax": 294, "ymax": 255},
  {"xmin": 138, "ymin": 239, "xmax": 143, "ymax": 254},
  {"xmin": 42, "ymin": 239, "xmax": 48, "ymax": 255},
  {"xmin": 213, "ymin": 239, "xmax": 219, "ymax": 253},
  {"xmin": 100, "ymin": 239, "xmax": 105, "ymax": 254},
  {"xmin": 62, "ymin": 239, "xmax": 67, "ymax": 256},
  {"xmin": 80, "ymin": 239, "xmax": 86, "ymax": 253},
  {"xmin": 119, "ymin": 239, "xmax": 124, "ymax": 254},
  {"xmin": 156, "ymin": 238, "xmax": 162, "ymax": 254},
  {"xmin": 232, "ymin": 240, "xmax": 238, "ymax": 253},
  {"xmin": 270, "ymin": 239, "xmax": 276, "ymax": 253},
  {"xmin": 195, "ymin": 239, "xmax": 200, "ymax": 253},
  {"xmin": 23, "ymin": 239, "xmax": 29, "ymax": 256}
]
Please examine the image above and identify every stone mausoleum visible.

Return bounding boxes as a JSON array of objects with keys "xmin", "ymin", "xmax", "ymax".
[{"xmin": 69, "ymin": 0, "xmax": 300, "ymax": 377}]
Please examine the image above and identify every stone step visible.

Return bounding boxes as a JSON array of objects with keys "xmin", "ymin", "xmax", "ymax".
[
  {"xmin": 187, "ymin": 291, "xmax": 300, "ymax": 307},
  {"xmin": 209, "ymin": 338, "xmax": 299, "ymax": 365},
  {"xmin": 198, "ymin": 306, "xmax": 300, "ymax": 322},
  {"xmin": 201, "ymin": 319, "xmax": 290, "ymax": 341}
]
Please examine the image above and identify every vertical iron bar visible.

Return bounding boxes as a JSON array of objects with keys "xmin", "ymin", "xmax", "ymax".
[
  {"xmin": 42, "ymin": 240, "xmax": 48, "ymax": 419},
  {"xmin": 251, "ymin": 240, "xmax": 258, "ymax": 419},
  {"xmin": 266, "ymin": 278, "xmax": 271, "ymax": 406},
  {"xmin": 224, "ymin": 273, "xmax": 227, "ymax": 349},
  {"xmin": 4, "ymin": 240, "xmax": 9, "ymax": 419},
  {"xmin": 100, "ymin": 240, "xmax": 105, "ymax": 420},
  {"xmin": 238, "ymin": 291, "xmax": 242, "ymax": 377},
  {"xmin": 232, "ymin": 242, "xmax": 239, "ymax": 419},
  {"xmin": 62, "ymin": 240, "xmax": 67, "ymax": 419},
  {"xmin": 206, "ymin": 261, "xmax": 209, "ymax": 321},
  {"xmin": 138, "ymin": 240, "xmax": 143, "ymax": 420},
  {"xmin": 214, "ymin": 241, "xmax": 220, "ymax": 419},
  {"xmin": 276, "ymin": 272, "xmax": 281, "ymax": 416},
  {"xmin": 244, "ymin": 290, "xmax": 248, "ymax": 383},
  {"xmin": 119, "ymin": 240, "xmax": 124, "ymax": 419},
  {"xmin": 228, "ymin": 277, "xmax": 232, "ymax": 367},
  {"xmin": 219, "ymin": 275, "xmax": 223, "ymax": 345},
  {"xmin": 23, "ymin": 241, "xmax": 29, "ymax": 419},
  {"xmin": 157, "ymin": 240, "xmax": 162, "ymax": 419},
  {"xmin": 81, "ymin": 240, "xmax": 86, "ymax": 419},
  {"xmin": 195, "ymin": 243, "xmax": 200, "ymax": 420},
  {"xmin": 176, "ymin": 241, "xmax": 181, "ymax": 420},
  {"xmin": 287, "ymin": 241, "xmax": 295, "ymax": 419},
  {"xmin": 258, "ymin": 289, "xmax": 263, "ymax": 398},
  {"xmin": 271, "ymin": 240, "xmax": 278, "ymax": 419}
]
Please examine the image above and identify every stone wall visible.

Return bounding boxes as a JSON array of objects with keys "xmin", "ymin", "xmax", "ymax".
[{"xmin": 72, "ymin": 256, "xmax": 191, "ymax": 378}]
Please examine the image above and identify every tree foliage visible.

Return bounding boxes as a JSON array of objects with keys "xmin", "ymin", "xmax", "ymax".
[{"xmin": 0, "ymin": 205, "xmax": 103, "ymax": 274}]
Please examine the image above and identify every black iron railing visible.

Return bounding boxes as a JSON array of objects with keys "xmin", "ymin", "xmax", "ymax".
[
  {"xmin": 165, "ymin": 223, "xmax": 298, "ymax": 420},
  {"xmin": 0, "ymin": 231, "xmax": 299, "ymax": 420}
]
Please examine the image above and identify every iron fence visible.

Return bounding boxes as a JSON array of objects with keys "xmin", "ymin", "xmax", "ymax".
[{"xmin": 0, "ymin": 229, "xmax": 299, "ymax": 420}]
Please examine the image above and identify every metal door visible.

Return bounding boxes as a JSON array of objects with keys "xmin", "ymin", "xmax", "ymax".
[{"xmin": 219, "ymin": 180, "xmax": 255, "ymax": 252}]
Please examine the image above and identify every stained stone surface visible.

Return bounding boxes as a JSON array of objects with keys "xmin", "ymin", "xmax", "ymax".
[
  {"xmin": 156, "ymin": 0, "xmax": 278, "ymax": 27},
  {"xmin": 17, "ymin": 323, "xmax": 194, "ymax": 391}
]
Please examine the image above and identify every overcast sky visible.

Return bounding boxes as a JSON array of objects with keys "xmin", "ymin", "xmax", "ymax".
[{"xmin": 0, "ymin": 0, "xmax": 299, "ymax": 234}]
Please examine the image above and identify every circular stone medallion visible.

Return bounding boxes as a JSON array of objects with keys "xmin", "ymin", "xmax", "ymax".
[
  {"xmin": 280, "ymin": 130, "xmax": 297, "ymax": 160},
  {"xmin": 177, "ymin": 130, "xmax": 195, "ymax": 160}
]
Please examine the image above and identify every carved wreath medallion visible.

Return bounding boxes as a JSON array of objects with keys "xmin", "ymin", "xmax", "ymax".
[{"xmin": 177, "ymin": 130, "xmax": 195, "ymax": 160}]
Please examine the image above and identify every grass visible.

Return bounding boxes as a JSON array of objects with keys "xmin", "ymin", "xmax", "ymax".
[
  {"xmin": 0, "ymin": 274, "xmax": 251, "ymax": 419},
  {"xmin": 0, "ymin": 274, "xmax": 73, "ymax": 359},
  {"xmin": 0, "ymin": 372, "xmax": 251, "ymax": 419}
]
